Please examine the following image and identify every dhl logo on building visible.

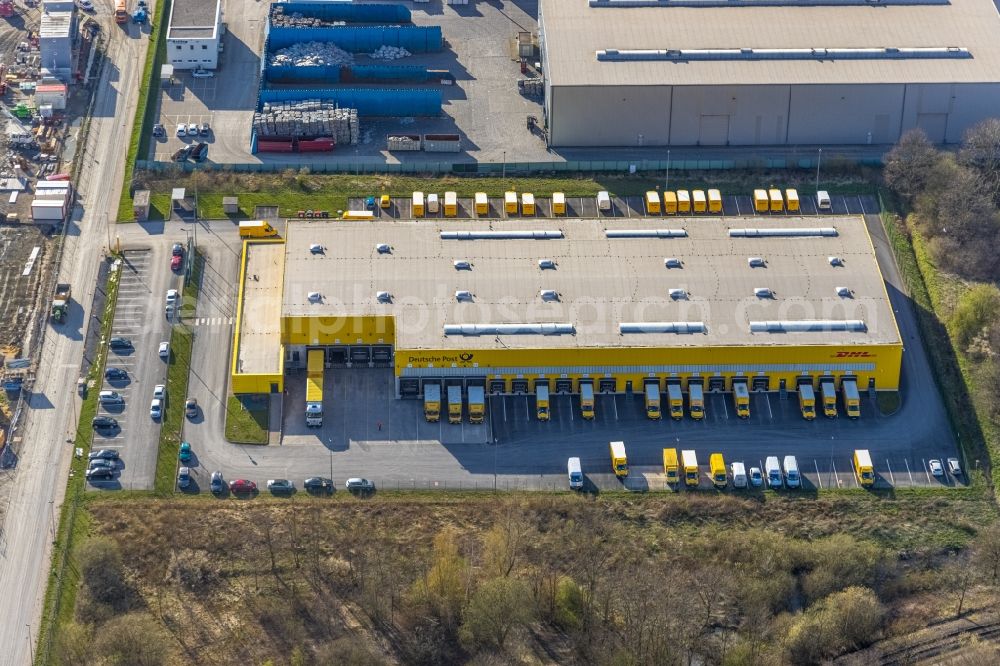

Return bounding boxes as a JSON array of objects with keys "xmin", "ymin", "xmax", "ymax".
[{"xmin": 833, "ymin": 351, "xmax": 874, "ymax": 358}]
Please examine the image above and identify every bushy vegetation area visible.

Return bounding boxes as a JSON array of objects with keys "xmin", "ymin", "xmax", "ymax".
[{"xmin": 52, "ymin": 493, "xmax": 1000, "ymax": 665}]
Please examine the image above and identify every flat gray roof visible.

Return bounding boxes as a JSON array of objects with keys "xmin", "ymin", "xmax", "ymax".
[
  {"xmin": 167, "ymin": 0, "xmax": 219, "ymax": 39},
  {"xmin": 281, "ymin": 216, "xmax": 900, "ymax": 351},
  {"xmin": 238, "ymin": 242, "xmax": 284, "ymax": 375},
  {"xmin": 540, "ymin": 0, "xmax": 1000, "ymax": 86}
]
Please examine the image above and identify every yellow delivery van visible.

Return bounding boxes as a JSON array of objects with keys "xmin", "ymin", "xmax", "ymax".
[
  {"xmin": 645, "ymin": 191, "xmax": 661, "ymax": 215},
  {"xmin": 474, "ymin": 192, "xmax": 489, "ymax": 215},
  {"xmin": 707, "ymin": 189, "xmax": 722, "ymax": 213},
  {"xmin": 521, "ymin": 192, "xmax": 535, "ymax": 216},
  {"xmin": 692, "ymin": 189, "xmax": 707, "ymax": 213},
  {"xmin": 753, "ymin": 189, "xmax": 769, "ymax": 212},
  {"xmin": 504, "ymin": 191, "xmax": 518, "ymax": 215},
  {"xmin": 785, "ymin": 188, "xmax": 800, "ymax": 212},
  {"xmin": 663, "ymin": 191, "xmax": 678, "ymax": 215},
  {"xmin": 443, "ymin": 191, "xmax": 457, "ymax": 217},
  {"xmin": 239, "ymin": 220, "xmax": 279, "ymax": 237},
  {"xmin": 412, "ymin": 191, "xmax": 425, "ymax": 217},
  {"xmin": 677, "ymin": 189, "xmax": 691, "ymax": 213},
  {"xmin": 551, "ymin": 191, "xmax": 566, "ymax": 215},
  {"xmin": 768, "ymin": 188, "xmax": 784, "ymax": 213}
]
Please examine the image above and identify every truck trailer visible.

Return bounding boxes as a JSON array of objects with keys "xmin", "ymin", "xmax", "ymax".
[
  {"xmin": 681, "ymin": 449, "xmax": 699, "ymax": 487},
  {"xmin": 666, "ymin": 383, "xmax": 683, "ymax": 420},
  {"xmin": 468, "ymin": 386, "xmax": 485, "ymax": 424},
  {"xmin": 305, "ymin": 349, "xmax": 324, "ymax": 427},
  {"xmin": 688, "ymin": 383, "xmax": 705, "ymax": 420},
  {"xmin": 610, "ymin": 441, "xmax": 628, "ymax": 477},
  {"xmin": 51, "ymin": 283, "xmax": 71, "ymax": 323},
  {"xmin": 424, "ymin": 384, "xmax": 441, "ymax": 422},
  {"xmin": 447, "ymin": 385, "xmax": 462, "ymax": 423},
  {"xmin": 644, "ymin": 382, "xmax": 661, "ymax": 420}
]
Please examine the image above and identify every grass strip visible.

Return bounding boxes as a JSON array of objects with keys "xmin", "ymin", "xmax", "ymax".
[
  {"xmin": 224, "ymin": 394, "xmax": 269, "ymax": 444},
  {"xmin": 880, "ymin": 194, "xmax": 994, "ymax": 490},
  {"xmin": 153, "ymin": 324, "xmax": 194, "ymax": 495},
  {"xmin": 116, "ymin": 0, "xmax": 173, "ymax": 222},
  {"xmin": 36, "ymin": 256, "xmax": 122, "ymax": 664}
]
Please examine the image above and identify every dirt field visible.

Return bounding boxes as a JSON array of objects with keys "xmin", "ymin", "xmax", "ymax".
[{"xmin": 51, "ymin": 491, "xmax": 1000, "ymax": 665}]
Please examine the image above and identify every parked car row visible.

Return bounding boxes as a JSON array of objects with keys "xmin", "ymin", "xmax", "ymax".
[
  {"xmin": 191, "ymin": 471, "xmax": 373, "ymax": 495},
  {"xmin": 85, "ymin": 449, "xmax": 121, "ymax": 482}
]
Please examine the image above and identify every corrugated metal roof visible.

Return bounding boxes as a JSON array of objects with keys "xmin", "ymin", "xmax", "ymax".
[
  {"xmin": 38, "ymin": 11, "xmax": 72, "ymax": 39},
  {"xmin": 540, "ymin": 0, "xmax": 1000, "ymax": 86},
  {"xmin": 279, "ymin": 216, "xmax": 900, "ymax": 350}
]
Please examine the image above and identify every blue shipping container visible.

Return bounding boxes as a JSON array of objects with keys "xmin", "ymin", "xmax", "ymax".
[
  {"xmin": 266, "ymin": 64, "xmax": 343, "ymax": 84},
  {"xmin": 267, "ymin": 25, "xmax": 443, "ymax": 53},
  {"xmin": 347, "ymin": 65, "xmax": 431, "ymax": 82},
  {"xmin": 272, "ymin": 2, "xmax": 410, "ymax": 25},
  {"xmin": 258, "ymin": 88, "xmax": 441, "ymax": 117}
]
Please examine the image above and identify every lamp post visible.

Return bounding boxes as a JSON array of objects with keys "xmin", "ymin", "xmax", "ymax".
[
  {"xmin": 25, "ymin": 624, "xmax": 34, "ymax": 663},
  {"xmin": 815, "ymin": 148, "xmax": 822, "ymax": 194},
  {"xmin": 665, "ymin": 149, "xmax": 671, "ymax": 192},
  {"xmin": 501, "ymin": 151, "xmax": 506, "ymax": 187}
]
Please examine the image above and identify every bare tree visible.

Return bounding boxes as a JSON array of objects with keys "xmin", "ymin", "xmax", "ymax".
[
  {"xmin": 883, "ymin": 129, "xmax": 941, "ymax": 202},
  {"xmin": 959, "ymin": 118, "xmax": 1000, "ymax": 206}
]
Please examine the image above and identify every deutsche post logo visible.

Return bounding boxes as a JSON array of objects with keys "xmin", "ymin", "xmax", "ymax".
[
  {"xmin": 833, "ymin": 351, "xmax": 873, "ymax": 358},
  {"xmin": 459, "ymin": 353, "xmax": 474, "ymax": 362}
]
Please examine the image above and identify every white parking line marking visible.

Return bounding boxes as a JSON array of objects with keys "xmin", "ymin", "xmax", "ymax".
[
  {"xmin": 813, "ymin": 459, "xmax": 823, "ymax": 489},
  {"xmin": 524, "ymin": 395, "xmax": 530, "ymax": 421},
  {"xmin": 502, "ymin": 398, "xmax": 507, "ymax": 422},
  {"xmin": 765, "ymin": 393, "xmax": 773, "ymax": 419},
  {"xmin": 885, "ymin": 458, "xmax": 895, "ymax": 486},
  {"xmin": 832, "ymin": 459, "xmax": 841, "ymax": 487},
  {"xmin": 613, "ymin": 395, "xmax": 619, "ymax": 420},
  {"xmin": 922, "ymin": 458, "xmax": 931, "ymax": 483}
]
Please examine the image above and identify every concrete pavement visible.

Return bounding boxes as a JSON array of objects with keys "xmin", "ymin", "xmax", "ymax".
[{"xmin": 0, "ymin": 11, "xmax": 150, "ymax": 664}]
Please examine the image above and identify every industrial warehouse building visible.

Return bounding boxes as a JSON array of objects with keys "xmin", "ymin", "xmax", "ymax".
[
  {"xmin": 166, "ymin": 0, "xmax": 222, "ymax": 71},
  {"xmin": 538, "ymin": 0, "xmax": 1000, "ymax": 147},
  {"xmin": 230, "ymin": 217, "xmax": 902, "ymax": 407}
]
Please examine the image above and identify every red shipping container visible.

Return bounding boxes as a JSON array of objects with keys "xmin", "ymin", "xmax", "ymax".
[
  {"xmin": 257, "ymin": 140, "xmax": 294, "ymax": 153},
  {"xmin": 297, "ymin": 137, "xmax": 335, "ymax": 153}
]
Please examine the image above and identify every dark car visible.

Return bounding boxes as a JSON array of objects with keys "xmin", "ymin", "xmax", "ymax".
[
  {"xmin": 104, "ymin": 367, "xmax": 128, "ymax": 381},
  {"xmin": 88, "ymin": 448, "xmax": 120, "ymax": 461},
  {"xmin": 191, "ymin": 142, "xmax": 208, "ymax": 162},
  {"xmin": 86, "ymin": 467, "xmax": 115, "ymax": 481},
  {"xmin": 91, "ymin": 416, "xmax": 118, "ymax": 431},
  {"xmin": 209, "ymin": 471, "xmax": 224, "ymax": 494},
  {"xmin": 109, "ymin": 337, "xmax": 132, "ymax": 349},
  {"xmin": 199, "ymin": 122, "xmax": 211, "ymax": 136},
  {"xmin": 170, "ymin": 254, "xmax": 182, "ymax": 271},
  {"xmin": 171, "ymin": 145, "xmax": 194, "ymax": 162},
  {"xmin": 88, "ymin": 458, "xmax": 116, "ymax": 471},
  {"xmin": 185, "ymin": 397, "xmax": 198, "ymax": 418},
  {"xmin": 172, "ymin": 243, "xmax": 184, "ymax": 257},
  {"xmin": 229, "ymin": 479, "xmax": 257, "ymax": 494},
  {"xmin": 152, "ymin": 123, "xmax": 165, "ymax": 138},
  {"xmin": 303, "ymin": 477, "xmax": 333, "ymax": 493},
  {"xmin": 345, "ymin": 478, "xmax": 375, "ymax": 492}
]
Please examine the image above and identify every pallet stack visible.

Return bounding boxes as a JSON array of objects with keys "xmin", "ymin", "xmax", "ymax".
[{"xmin": 253, "ymin": 101, "xmax": 359, "ymax": 145}]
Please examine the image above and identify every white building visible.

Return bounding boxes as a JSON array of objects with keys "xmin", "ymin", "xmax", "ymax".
[
  {"xmin": 167, "ymin": 0, "xmax": 222, "ymax": 71},
  {"xmin": 39, "ymin": 9, "xmax": 74, "ymax": 81}
]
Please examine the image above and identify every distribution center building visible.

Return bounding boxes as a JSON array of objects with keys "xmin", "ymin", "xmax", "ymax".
[
  {"xmin": 538, "ymin": 0, "xmax": 1000, "ymax": 147},
  {"xmin": 231, "ymin": 217, "xmax": 902, "ymax": 403}
]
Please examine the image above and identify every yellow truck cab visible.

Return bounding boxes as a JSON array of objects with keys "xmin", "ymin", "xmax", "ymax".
[
  {"xmin": 447, "ymin": 385, "xmax": 462, "ymax": 424},
  {"xmin": 798, "ymin": 383, "xmax": 816, "ymax": 420},
  {"xmin": 854, "ymin": 449, "xmax": 875, "ymax": 487},
  {"xmin": 580, "ymin": 383, "xmax": 595, "ymax": 419},
  {"xmin": 681, "ymin": 449, "xmax": 699, "ymax": 487},
  {"xmin": 709, "ymin": 453, "xmax": 727, "ymax": 488},
  {"xmin": 380, "ymin": 194, "xmax": 391, "ymax": 209},
  {"xmin": 662, "ymin": 448, "xmax": 680, "ymax": 485},
  {"xmin": 551, "ymin": 192, "xmax": 566, "ymax": 215},
  {"xmin": 475, "ymin": 192, "xmax": 489, "ymax": 215},
  {"xmin": 820, "ymin": 380, "xmax": 837, "ymax": 418},
  {"xmin": 467, "ymin": 386, "xmax": 485, "ymax": 424},
  {"xmin": 536, "ymin": 384, "xmax": 550, "ymax": 421},
  {"xmin": 424, "ymin": 384, "xmax": 441, "ymax": 422},
  {"xmin": 663, "ymin": 191, "xmax": 678, "ymax": 214},
  {"xmin": 645, "ymin": 191, "xmax": 661, "ymax": 215},
  {"xmin": 610, "ymin": 441, "xmax": 628, "ymax": 477},
  {"xmin": 688, "ymin": 383, "xmax": 705, "ymax": 420},
  {"xmin": 842, "ymin": 379, "xmax": 861, "ymax": 418},
  {"xmin": 644, "ymin": 382, "xmax": 661, "ymax": 420},
  {"xmin": 733, "ymin": 382, "xmax": 750, "ymax": 418},
  {"xmin": 239, "ymin": 220, "xmax": 278, "ymax": 237},
  {"xmin": 666, "ymin": 383, "xmax": 683, "ymax": 420}
]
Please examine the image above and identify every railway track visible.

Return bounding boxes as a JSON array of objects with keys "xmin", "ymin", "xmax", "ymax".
[{"xmin": 875, "ymin": 617, "xmax": 1000, "ymax": 665}]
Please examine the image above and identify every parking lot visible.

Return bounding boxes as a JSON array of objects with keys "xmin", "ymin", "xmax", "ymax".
[
  {"xmin": 347, "ymin": 192, "xmax": 880, "ymax": 220},
  {"xmin": 91, "ymin": 248, "xmax": 179, "ymax": 490}
]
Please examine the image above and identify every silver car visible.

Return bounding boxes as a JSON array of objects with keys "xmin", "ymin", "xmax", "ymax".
[{"xmin": 178, "ymin": 467, "xmax": 192, "ymax": 489}]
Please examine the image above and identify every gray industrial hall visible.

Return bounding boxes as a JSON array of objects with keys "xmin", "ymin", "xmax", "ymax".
[{"xmin": 538, "ymin": 0, "xmax": 1000, "ymax": 147}]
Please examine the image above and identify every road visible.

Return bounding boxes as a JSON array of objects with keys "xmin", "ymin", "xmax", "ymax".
[{"xmin": 0, "ymin": 5, "xmax": 149, "ymax": 663}]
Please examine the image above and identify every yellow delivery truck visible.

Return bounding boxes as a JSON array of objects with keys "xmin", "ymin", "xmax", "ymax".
[
  {"xmin": 734, "ymin": 381, "xmax": 750, "ymax": 418},
  {"xmin": 412, "ymin": 191, "xmax": 425, "ymax": 217},
  {"xmin": 536, "ymin": 384, "xmax": 550, "ymax": 421},
  {"xmin": 753, "ymin": 189, "xmax": 769, "ymax": 213},
  {"xmin": 785, "ymin": 188, "xmax": 800, "ymax": 212},
  {"xmin": 645, "ymin": 191, "xmax": 661, "ymax": 215},
  {"xmin": 504, "ymin": 191, "xmax": 518, "ymax": 215},
  {"xmin": 692, "ymin": 189, "xmax": 707, "ymax": 213},
  {"xmin": 447, "ymin": 385, "xmax": 462, "ymax": 424},
  {"xmin": 239, "ymin": 220, "xmax": 279, "ymax": 237},
  {"xmin": 551, "ymin": 192, "xmax": 566, "ymax": 215},
  {"xmin": 610, "ymin": 441, "xmax": 628, "ymax": 477},
  {"xmin": 820, "ymin": 380, "xmax": 837, "ymax": 418},
  {"xmin": 644, "ymin": 382, "xmax": 661, "ymax": 420},
  {"xmin": 842, "ymin": 379, "xmax": 861, "ymax": 418},
  {"xmin": 663, "ymin": 191, "xmax": 678, "ymax": 215},
  {"xmin": 710, "ymin": 453, "xmax": 727, "ymax": 488},
  {"xmin": 707, "ymin": 189, "xmax": 722, "ymax": 213},
  {"xmin": 474, "ymin": 192, "xmax": 489, "ymax": 215},
  {"xmin": 663, "ymin": 448, "xmax": 679, "ymax": 485},
  {"xmin": 443, "ymin": 191, "xmax": 458, "ymax": 217},
  {"xmin": 677, "ymin": 189, "xmax": 691, "ymax": 213},
  {"xmin": 666, "ymin": 383, "xmax": 683, "ymax": 420},
  {"xmin": 854, "ymin": 449, "xmax": 875, "ymax": 487},
  {"xmin": 681, "ymin": 449, "xmax": 699, "ymax": 487},
  {"xmin": 424, "ymin": 384, "xmax": 441, "ymax": 422},
  {"xmin": 521, "ymin": 192, "xmax": 535, "ymax": 216},
  {"xmin": 768, "ymin": 188, "xmax": 784, "ymax": 212},
  {"xmin": 581, "ymin": 383, "xmax": 595, "ymax": 419},
  {"xmin": 688, "ymin": 383, "xmax": 705, "ymax": 420},
  {"xmin": 798, "ymin": 383, "xmax": 816, "ymax": 420}
]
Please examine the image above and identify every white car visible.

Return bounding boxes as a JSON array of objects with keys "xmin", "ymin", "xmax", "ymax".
[
  {"xmin": 947, "ymin": 458, "xmax": 962, "ymax": 476},
  {"xmin": 153, "ymin": 384, "xmax": 166, "ymax": 400},
  {"xmin": 158, "ymin": 341, "xmax": 170, "ymax": 358},
  {"xmin": 77, "ymin": 0, "xmax": 94, "ymax": 10},
  {"xmin": 187, "ymin": 123, "xmax": 199, "ymax": 135},
  {"xmin": 192, "ymin": 69, "xmax": 214, "ymax": 79},
  {"xmin": 165, "ymin": 289, "xmax": 179, "ymax": 305},
  {"xmin": 150, "ymin": 398, "xmax": 163, "ymax": 419},
  {"xmin": 176, "ymin": 125, "xmax": 187, "ymax": 137},
  {"xmin": 929, "ymin": 459, "xmax": 944, "ymax": 477}
]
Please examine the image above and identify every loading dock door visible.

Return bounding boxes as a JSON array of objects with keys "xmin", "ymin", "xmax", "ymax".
[
  {"xmin": 489, "ymin": 379, "xmax": 506, "ymax": 394},
  {"xmin": 599, "ymin": 378, "xmax": 616, "ymax": 393},
  {"xmin": 555, "ymin": 379, "xmax": 572, "ymax": 393},
  {"xmin": 371, "ymin": 345, "xmax": 392, "ymax": 366},
  {"xmin": 511, "ymin": 379, "xmax": 529, "ymax": 394},
  {"xmin": 708, "ymin": 377, "xmax": 725, "ymax": 392},
  {"xmin": 327, "ymin": 347, "xmax": 347, "ymax": 366},
  {"xmin": 699, "ymin": 115, "xmax": 730, "ymax": 145},
  {"xmin": 399, "ymin": 378, "xmax": 419, "ymax": 398},
  {"xmin": 752, "ymin": 377, "xmax": 770, "ymax": 392},
  {"xmin": 349, "ymin": 346, "xmax": 370, "ymax": 364}
]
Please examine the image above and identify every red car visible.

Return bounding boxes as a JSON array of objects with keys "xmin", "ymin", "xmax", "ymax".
[
  {"xmin": 228, "ymin": 479, "xmax": 257, "ymax": 493},
  {"xmin": 170, "ymin": 254, "xmax": 182, "ymax": 271}
]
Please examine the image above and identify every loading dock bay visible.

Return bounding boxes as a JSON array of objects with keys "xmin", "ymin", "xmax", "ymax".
[{"xmin": 346, "ymin": 193, "xmax": 879, "ymax": 220}]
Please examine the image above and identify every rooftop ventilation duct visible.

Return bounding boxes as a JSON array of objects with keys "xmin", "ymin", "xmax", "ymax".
[
  {"xmin": 376, "ymin": 243, "xmax": 391, "ymax": 253},
  {"xmin": 605, "ymin": 229, "xmax": 687, "ymax": 238},
  {"xmin": 453, "ymin": 260, "xmax": 471, "ymax": 270},
  {"xmin": 444, "ymin": 323, "xmax": 575, "ymax": 336},
  {"xmin": 376, "ymin": 291, "xmax": 391, "ymax": 303},
  {"xmin": 540, "ymin": 290, "xmax": 559, "ymax": 301},
  {"xmin": 754, "ymin": 287, "xmax": 773, "ymax": 298},
  {"xmin": 664, "ymin": 257, "xmax": 682, "ymax": 268},
  {"xmin": 829, "ymin": 256, "xmax": 844, "ymax": 266},
  {"xmin": 748, "ymin": 257, "xmax": 766, "ymax": 267},
  {"xmin": 440, "ymin": 230, "xmax": 563, "ymax": 240},
  {"xmin": 597, "ymin": 45, "xmax": 968, "ymax": 62},
  {"xmin": 538, "ymin": 259, "xmax": 556, "ymax": 269},
  {"xmin": 730, "ymin": 228, "xmax": 838, "ymax": 237},
  {"xmin": 619, "ymin": 322, "xmax": 706, "ymax": 334},
  {"xmin": 455, "ymin": 290, "xmax": 473, "ymax": 302},
  {"xmin": 750, "ymin": 320, "xmax": 867, "ymax": 333}
]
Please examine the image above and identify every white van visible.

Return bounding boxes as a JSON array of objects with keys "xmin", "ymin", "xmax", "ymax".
[
  {"xmin": 596, "ymin": 190, "xmax": 611, "ymax": 211},
  {"xmin": 783, "ymin": 455, "xmax": 801, "ymax": 489},
  {"xmin": 567, "ymin": 457, "xmax": 583, "ymax": 490},
  {"xmin": 765, "ymin": 456, "xmax": 783, "ymax": 489},
  {"xmin": 816, "ymin": 190, "xmax": 831, "ymax": 210},
  {"xmin": 427, "ymin": 193, "xmax": 440, "ymax": 214},
  {"xmin": 730, "ymin": 462, "xmax": 748, "ymax": 488}
]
